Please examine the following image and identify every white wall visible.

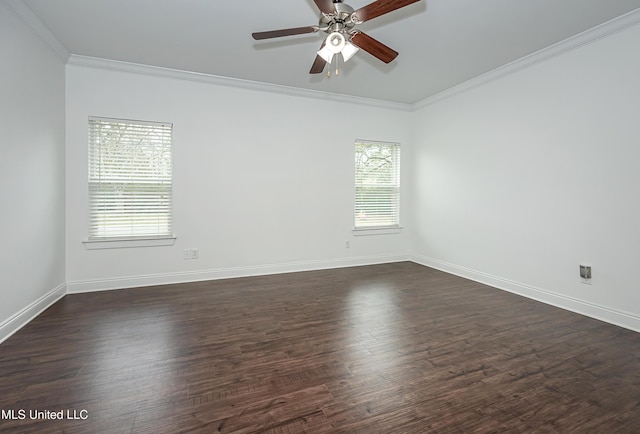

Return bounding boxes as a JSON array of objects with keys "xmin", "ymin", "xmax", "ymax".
[
  {"xmin": 65, "ymin": 65, "xmax": 412, "ymax": 291},
  {"xmin": 0, "ymin": 4, "xmax": 66, "ymax": 340},
  {"xmin": 411, "ymin": 23, "xmax": 640, "ymax": 331}
]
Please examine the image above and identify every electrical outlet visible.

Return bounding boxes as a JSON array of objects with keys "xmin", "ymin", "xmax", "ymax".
[
  {"xmin": 580, "ymin": 265, "xmax": 592, "ymax": 284},
  {"xmin": 345, "ymin": 241, "xmax": 350, "ymax": 248},
  {"xmin": 183, "ymin": 249, "xmax": 199, "ymax": 260}
]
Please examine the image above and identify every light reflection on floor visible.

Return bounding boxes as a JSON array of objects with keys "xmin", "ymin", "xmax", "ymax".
[
  {"xmin": 344, "ymin": 283, "xmax": 405, "ymax": 375},
  {"xmin": 81, "ymin": 306, "xmax": 184, "ymax": 409}
]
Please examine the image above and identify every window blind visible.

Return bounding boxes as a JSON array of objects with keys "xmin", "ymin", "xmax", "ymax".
[
  {"xmin": 88, "ymin": 117, "xmax": 173, "ymax": 240},
  {"xmin": 355, "ymin": 141, "xmax": 400, "ymax": 228}
]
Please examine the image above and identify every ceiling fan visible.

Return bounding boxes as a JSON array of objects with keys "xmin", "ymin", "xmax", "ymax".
[{"xmin": 252, "ymin": 0, "xmax": 422, "ymax": 75}]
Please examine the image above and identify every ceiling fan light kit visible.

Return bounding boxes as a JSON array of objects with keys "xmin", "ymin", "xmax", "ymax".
[
  {"xmin": 252, "ymin": 0, "xmax": 421, "ymax": 76},
  {"xmin": 327, "ymin": 33, "xmax": 346, "ymax": 54},
  {"xmin": 317, "ymin": 32, "xmax": 359, "ymax": 65}
]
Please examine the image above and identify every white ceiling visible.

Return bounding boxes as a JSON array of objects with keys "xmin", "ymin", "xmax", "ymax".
[{"xmin": 19, "ymin": 0, "xmax": 640, "ymax": 104}]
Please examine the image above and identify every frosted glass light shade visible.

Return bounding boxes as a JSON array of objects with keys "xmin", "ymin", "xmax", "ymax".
[
  {"xmin": 317, "ymin": 46, "xmax": 334, "ymax": 63},
  {"xmin": 341, "ymin": 42, "xmax": 359, "ymax": 62}
]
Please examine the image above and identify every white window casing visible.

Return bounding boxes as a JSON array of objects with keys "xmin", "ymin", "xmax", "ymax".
[
  {"xmin": 87, "ymin": 117, "xmax": 173, "ymax": 244},
  {"xmin": 354, "ymin": 140, "xmax": 401, "ymax": 230}
]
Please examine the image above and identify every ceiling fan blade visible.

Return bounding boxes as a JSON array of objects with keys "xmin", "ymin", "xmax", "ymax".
[
  {"xmin": 310, "ymin": 41, "xmax": 327, "ymax": 74},
  {"xmin": 252, "ymin": 26, "xmax": 317, "ymax": 40},
  {"xmin": 350, "ymin": 31, "xmax": 398, "ymax": 63},
  {"xmin": 313, "ymin": 0, "xmax": 336, "ymax": 15},
  {"xmin": 353, "ymin": 0, "xmax": 420, "ymax": 23}
]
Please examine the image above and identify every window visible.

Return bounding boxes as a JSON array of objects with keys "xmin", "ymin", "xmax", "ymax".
[
  {"xmin": 354, "ymin": 140, "xmax": 400, "ymax": 229},
  {"xmin": 88, "ymin": 117, "xmax": 173, "ymax": 240}
]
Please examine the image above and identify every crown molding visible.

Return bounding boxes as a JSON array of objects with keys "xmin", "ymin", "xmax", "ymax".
[
  {"xmin": 66, "ymin": 55, "xmax": 412, "ymax": 111},
  {"xmin": 6, "ymin": 0, "xmax": 639, "ymax": 112},
  {"xmin": 1, "ymin": 0, "xmax": 70, "ymax": 63},
  {"xmin": 411, "ymin": 7, "xmax": 640, "ymax": 111}
]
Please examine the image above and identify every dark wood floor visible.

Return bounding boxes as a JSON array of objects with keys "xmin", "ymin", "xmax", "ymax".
[{"xmin": 1, "ymin": 262, "xmax": 639, "ymax": 433}]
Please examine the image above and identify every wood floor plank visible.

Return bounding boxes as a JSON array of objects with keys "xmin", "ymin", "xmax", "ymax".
[{"xmin": 1, "ymin": 262, "xmax": 639, "ymax": 432}]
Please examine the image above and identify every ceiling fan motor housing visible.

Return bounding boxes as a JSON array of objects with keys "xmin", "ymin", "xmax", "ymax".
[{"xmin": 319, "ymin": 3, "xmax": 356, "ymax": 34}]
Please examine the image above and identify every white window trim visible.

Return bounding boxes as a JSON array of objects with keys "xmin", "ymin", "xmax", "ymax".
[
  {"xmin": 354, "ymin": 139, "xmax": 401, "ymax": 231},
  {"xmin": 83, "ymin": 235, "xmax": 176, "ymax": 250},
  {"xmin": 352, "ymin": 226, "xmax": 403, "ymax": 236},
  {"xmin": 87, "ymin": 116, "xmax": 174, "ymax": 245}
]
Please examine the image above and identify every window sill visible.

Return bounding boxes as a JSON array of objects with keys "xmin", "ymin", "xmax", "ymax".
[
  {"xmin": 352, "ymin": 226, "xmax": 403, "ymax": 236},
  {"xmin": 83, "ymin": 236, "xmax": 177, "ymax": 250}
]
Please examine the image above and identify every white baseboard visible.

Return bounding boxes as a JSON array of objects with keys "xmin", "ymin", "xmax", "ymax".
[
  {"xmin": 412, "ymin": 254, "xmax": 640, "ymax": 333},
  {"xmin": 66, "ymin": 254, "xmax": 410, "ymax": 294},
  {"xmin": 9, "ymin": 256, "xmax": 636, "ymax": 344},
  {"xmin": 0, "ymin": 283, "xmax": 66, "ymax": 344}
]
